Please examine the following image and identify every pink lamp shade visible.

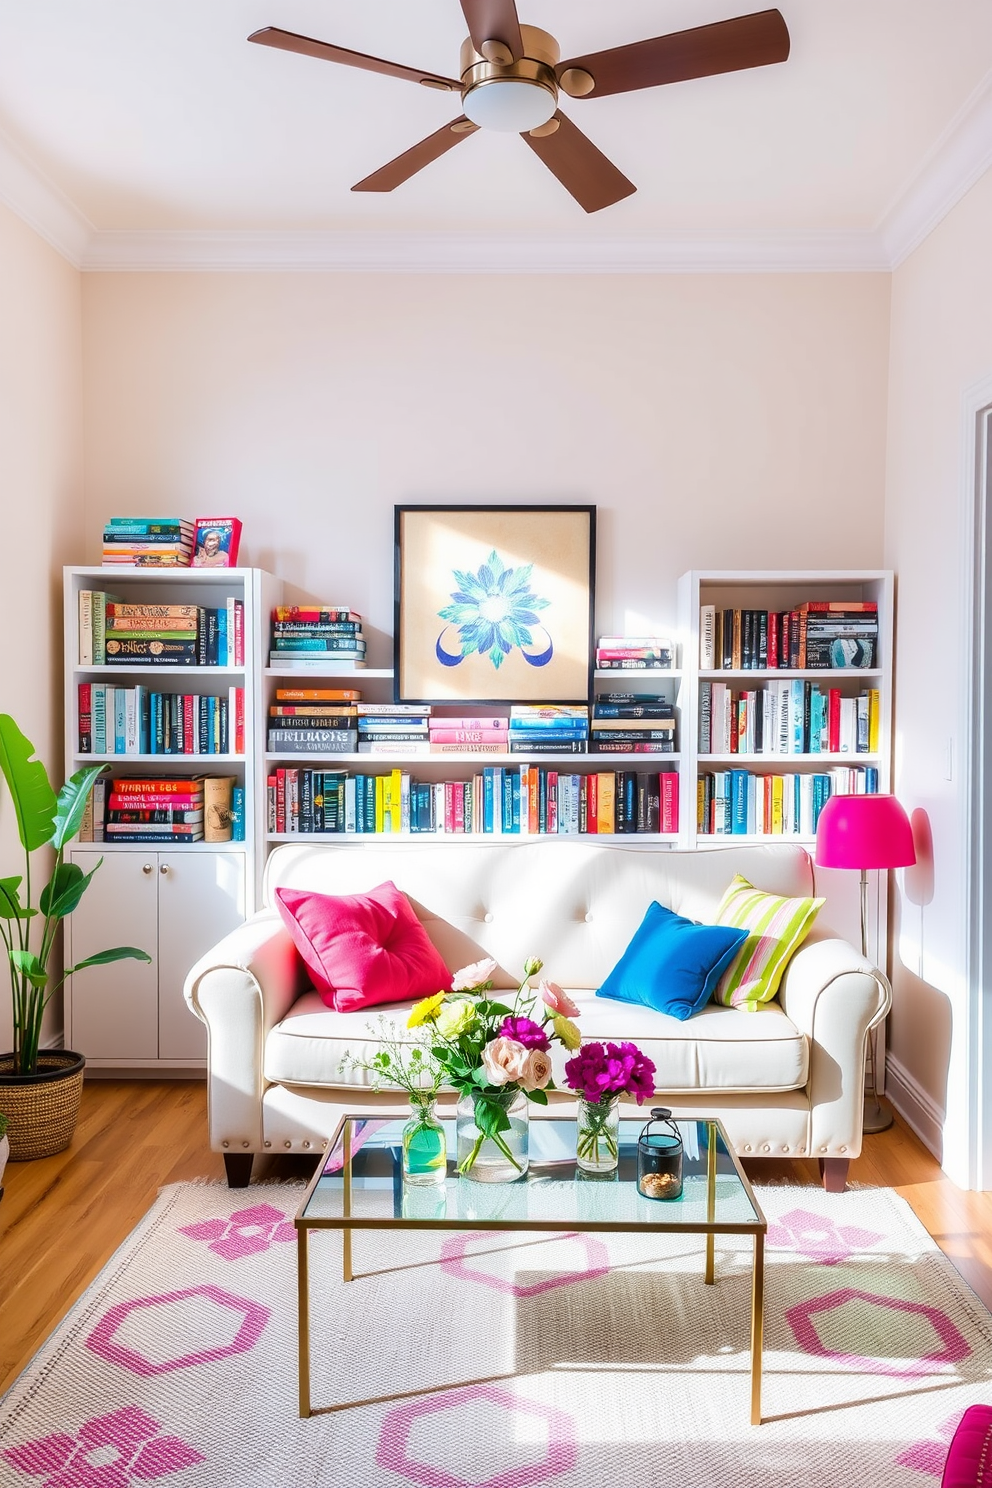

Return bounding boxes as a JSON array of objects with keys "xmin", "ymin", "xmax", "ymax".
[{"xmin": 815, "ymin": 793, "xmax": 916, "ymax": 871}]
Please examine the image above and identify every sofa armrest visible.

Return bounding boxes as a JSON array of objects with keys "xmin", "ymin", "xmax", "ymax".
[
  {"xmin": 779, "ymin": 937, "xmax": 891, "ymax": 1156},
  {"xmin": 183, "ymin": 911, "xmax": 307, "ymax": 1152}
]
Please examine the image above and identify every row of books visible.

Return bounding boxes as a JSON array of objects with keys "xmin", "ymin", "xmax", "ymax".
[
  {"xmin": 78, "ymin": 776, "xmax": 246, "ymax": 843},
  {"xmin": 592, "ymin": 692, "xmax": 676, "ymax": 752},
  {"xmin": 78, "ymin": 684, "xmax": 246, "ymax": 756},
  {"xmin": 697, "ymin": 767, "xmax": 879, "ymax": 837},
  {"xmin": 267, "ymin": 766, "xmax": 680, "ymax": 836},
  {"xmin": 595, "ymin": 635, "xmax": 674, "ymax": 671},
  {"xmin": 699, "ymin": 602, "xmax": 879, "ymax": 671},
  {"xmin": 79, "ymin": 593, "xmax": 245, "ymax": 666},
  {"xmin": 268, "ymin": 605, "xmax": 366, "ymax": 666},
  {"xmin": 101, "ymin": 518, "xmax": 194, "ymax": 567},
  {"xmin": 699, "ymin": 682, "xmax": 880, "ymax": 756}
]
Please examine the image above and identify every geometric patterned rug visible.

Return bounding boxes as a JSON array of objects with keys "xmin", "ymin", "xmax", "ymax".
[{"xmin": 2, "ymin": 1181, "xmax": 991, "ymax": 1488}]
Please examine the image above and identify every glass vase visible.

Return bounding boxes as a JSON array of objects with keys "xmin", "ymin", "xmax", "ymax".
[
  {"xmin": 401, "ymin": 1097, "xmax": 447, "ymax": 1187},
  {"xmin": 576, "ymin": 1095, "xmax": 621, "ymax": 1174},
  {"xmin": 456, "ymin": 1088, "xmax": 529, "ymax": 1182}
]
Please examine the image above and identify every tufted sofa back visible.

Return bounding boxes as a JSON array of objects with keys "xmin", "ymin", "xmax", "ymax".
[{"xmin": 263, "ymin": 840, "xmax": 817, "ymax": 991}]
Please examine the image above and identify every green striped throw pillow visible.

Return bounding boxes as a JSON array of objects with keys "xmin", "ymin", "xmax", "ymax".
[{"xmin": 712, "ymin": 874, "xmax": 824, "ymax": 1011}]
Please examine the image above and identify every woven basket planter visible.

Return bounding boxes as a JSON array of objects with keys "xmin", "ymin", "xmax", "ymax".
[{"xmin": 0, "ymin": 1051, "xmax": 86, "ymax": 1160}]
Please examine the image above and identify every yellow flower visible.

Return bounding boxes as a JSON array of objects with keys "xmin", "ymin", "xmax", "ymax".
[
  {"xmin": 407, "ymin": 991, "xmax": 446, "ymax": 1028},
  {"xmin": 553, "ymin": 1014, "xmax": 582, "ymax": 1051}
]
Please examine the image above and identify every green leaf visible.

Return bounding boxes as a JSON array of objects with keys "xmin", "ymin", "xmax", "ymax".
[
  {"xmin": 525, "ymin": 1088, "xmax": 549, "ymax": 1105},
  {"xmin": 66, "ymin": 946, "xmax": 152, "ymax": 973},
  {"xmin": 11, "ymin": 949, "xmax": 47, "ymax": 987},
  {"xmin": 52, "ymin": 765, "xmax": 106, "ymax": 850},
  {"xmin": 0, "ymin": 876, "xmax": 35, "ymax": 920},
  {"xmin": 40, "ymin": 859, "xmax": 103, "ymax": 920},
  {"xmin": 0, "ymin": 715, "xmax": 57, "ymax": 852}
]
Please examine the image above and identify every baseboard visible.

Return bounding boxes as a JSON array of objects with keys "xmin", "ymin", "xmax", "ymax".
[
  {"xmin": 84, "ymin": 1066, "xmax": 206, "ymax": 1081},
  {"xmin": 885, "ymin": 1054, "xmax": 945, "ymax": 1162}
]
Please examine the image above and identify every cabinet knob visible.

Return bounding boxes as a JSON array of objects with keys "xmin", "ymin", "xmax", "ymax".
[
  {"xmin": 159, "ymin": 864, "xmax": 169, "ymax": 876},
  {"xmin": 142, "ymin": 863, "xmax": 153, "ymax": 875}
]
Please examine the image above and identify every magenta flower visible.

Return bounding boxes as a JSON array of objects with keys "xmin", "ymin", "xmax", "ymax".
[
  {"xmin": 565, "ymin": 1040, "xmax": 657, "ymax": 1105},
  {"xmin": 498, "ymin": 1015, "xmax": 550, "ymax": 1051}
]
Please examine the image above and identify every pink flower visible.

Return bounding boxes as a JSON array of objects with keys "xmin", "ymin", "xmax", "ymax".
[
  {"xmin": 451, "ymin": 958, "xmax": 497, "ymax": 992},
  {"xmin": 539, "ymin": 980, "xmax": 580, "ymax": 1019},
  {"xmin": 481, "ymin": 1037, "xmax": 530, "ymax": 1086},
  {"xmin": 520, "ymin": 1048, "xmax": 553, "ymax": 1092}
]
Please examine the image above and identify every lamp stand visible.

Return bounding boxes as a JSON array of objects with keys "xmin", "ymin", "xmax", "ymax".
[{"xmin": 859, "ymin": 866, "xmax": 894, "ymax": 1134}]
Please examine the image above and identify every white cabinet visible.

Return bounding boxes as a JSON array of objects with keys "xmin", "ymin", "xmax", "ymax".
[{"xmin": 66, "ymin": 849, "xmax": 246, "ymax": 1067}]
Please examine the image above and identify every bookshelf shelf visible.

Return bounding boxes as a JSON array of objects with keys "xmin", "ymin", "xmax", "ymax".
[
  {"xmin": 699, "ymin": 753, "xmax": 879, "ymax": 766},
  {"xmin": 75, "ymin": 753, "xmax": 244, "ymax": 765},
  {"xmin": 73, "ymin": 665, "xmax": 247, "ymax": 678},
  {"xmin": 263, "ymin": 751, "xmax": 681, "ymax": 766},
  {"xmin": 264, "ymin": 666, "xmax": 393, "ymax": 679},
  {"xmin": 697, "ymin": 668, "xmax": 883, "ymax": 682},
  {"xmin": 264, "ymin": 831, "xmax": 680, "ymax": 845}
]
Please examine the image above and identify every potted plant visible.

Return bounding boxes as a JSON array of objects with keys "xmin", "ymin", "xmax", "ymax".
[{"xmin": 0, "ymin": 714, "xmax": 150, "ymax": 1160}]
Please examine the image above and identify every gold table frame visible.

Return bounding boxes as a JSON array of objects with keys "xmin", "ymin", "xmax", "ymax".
[{"xmin": 295, "ymin": 1114, "xmax": 766, "ymax": 1425}]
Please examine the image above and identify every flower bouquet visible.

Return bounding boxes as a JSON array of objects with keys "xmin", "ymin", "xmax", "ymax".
[
  {"xmin": 409, "ymin": 956, "xmax": 581, "ymax": 1182},
  {"xmin": 341, "ymin": 1019, "xmax": 448, "ymax": 1187},
  {"xmin": 565, "ymin": 1040, "xmax": 657, "ymax": 1173}
]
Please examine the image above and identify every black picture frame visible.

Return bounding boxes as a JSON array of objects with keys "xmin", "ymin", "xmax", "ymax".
[{"xmin": 394, "ymin": 504, "xmax": 596, "ymax": 705}]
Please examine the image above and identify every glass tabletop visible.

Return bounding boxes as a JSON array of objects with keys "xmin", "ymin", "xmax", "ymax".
[{"xmin": 298, "ymin": 1116, "xmax": 766, "ymax": 1233}]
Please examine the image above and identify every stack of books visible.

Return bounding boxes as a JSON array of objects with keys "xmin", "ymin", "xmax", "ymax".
[
  {"xmin": 268, "ymin": 606, "xmax": 366, "ymax": 667},
  {"xmin": 357, "ymin": 704, "xmax": 431, "ymax": 755},
  {"xmin": 97, "ymin": 776, "xmax": 206, "ymax": 843},
  {"xmin": 79, "ymin": 594, "xmax": 244, "ymax": 666},
  {"xmin": 508, "ymin": 705, "xmax": 589, "ymax": 753},
  {"xmin": 428, "ymin": 715, "xmax": 508, "ymax": 754},
  {"xmin": 101, "ymin": 518, "xmax": 194, "ymax": 567},
  {"xmin": 590, "ymin": 693, "xmax": 676, "ymax": 753},
  {"xmin": 699, "ymin": 602, "xmax": 879, "ymax": 670},
  {"xmin": 78, "ymin": 683, "xmax": 244, "ymax": 756},
  {"xmin": 595, "ymin": 636, "xmax": 674, "ymax": 671},
  {"xmin": 267, "ymin": 687, "xmax": 359, "ymax": 755}
]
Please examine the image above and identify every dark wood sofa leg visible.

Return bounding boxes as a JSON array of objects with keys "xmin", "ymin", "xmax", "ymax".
[
  {"xmin": 224, "ymin": 1153, "xmax": 254, "ymax": 1188},
  {"xmin": 819, "ymin": 1158, "xmax": 849, "ymax": 1193}
]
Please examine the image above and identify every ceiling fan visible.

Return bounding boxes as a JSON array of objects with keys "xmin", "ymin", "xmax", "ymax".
[{"xmin": 248, "ymin": 3, "xmax": 790, "ymax": 213}]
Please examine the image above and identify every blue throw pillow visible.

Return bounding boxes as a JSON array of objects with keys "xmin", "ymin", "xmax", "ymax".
[{"xmin": 597, "ymin": 902, "xmax": 749, "ymax": 1021}]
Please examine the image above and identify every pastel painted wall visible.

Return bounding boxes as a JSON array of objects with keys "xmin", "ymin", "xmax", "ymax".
[
  {"xmin": 885, "ymin": 168, "xmax": 992, "ymax": 1183},
  {"xmin": 80, "ymin": 272, "xmax": 890, "ymax": 665},
  {"xmin": 0, "ymin": 202, "xmax": 83, "ymax": 1051}
]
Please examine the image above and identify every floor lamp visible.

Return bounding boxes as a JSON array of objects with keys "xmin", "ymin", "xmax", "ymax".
[{"xmin": 814, "ymin": 792, "xmax": 916, "ymax": 1134}]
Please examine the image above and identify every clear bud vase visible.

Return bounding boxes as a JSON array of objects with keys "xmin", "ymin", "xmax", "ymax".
[
  {"xmin": 402, "ymin": 1097, "xmax": 447, "ymax": 1187},
  {"xmin": 576, "ymin": 1095, "xmax": 621, "ymax": 1173},
  {"xmin": 456, "ymin": 1089, "xmax": 529, "ymax": 1182}
]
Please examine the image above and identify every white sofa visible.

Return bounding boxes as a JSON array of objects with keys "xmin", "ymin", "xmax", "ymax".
[{"xmin": 183, "ymin": 839, "xmax": 888, "ymax": 1192}]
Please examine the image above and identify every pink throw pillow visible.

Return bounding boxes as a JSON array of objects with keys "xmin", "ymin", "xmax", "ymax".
[{"xmin": 274, "ymin": 881, "xmax": 450, "ymax": 1014}]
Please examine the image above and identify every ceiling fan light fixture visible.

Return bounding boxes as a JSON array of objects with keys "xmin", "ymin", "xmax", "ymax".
[{"xmin": 462, "ymin": 76, "xmax": 557, "ymax": 132}]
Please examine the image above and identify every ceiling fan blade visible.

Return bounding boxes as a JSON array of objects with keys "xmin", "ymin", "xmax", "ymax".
[
  {"xmin": 522, "ymin": 113, "xmax": 635, "ymax": 214},
  {"xmin": 248, "ymin": 27, "xmax": 462, "ymax": 93},
  {"xmin": 557, "ymin": 9, "xmax": 790, "ymax": 100},
  {"xmin": 352, "ymin": 117, "xmax": 479, "ymax": 192},
  {"xmin": 459, "ymin": 0, "xmax": 524, "ymax": 63}
]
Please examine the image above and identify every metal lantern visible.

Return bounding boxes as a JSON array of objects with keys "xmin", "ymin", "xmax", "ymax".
[{"xmin": 637, "ymin": 1106, "xmax": 683, "ymax": 1200}]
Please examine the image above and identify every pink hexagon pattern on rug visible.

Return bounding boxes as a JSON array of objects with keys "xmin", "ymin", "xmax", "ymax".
[
  {"xmin": 786, "ymin": 1287, "xmax": 971, "ymax": 1377},
  {"xmin": 439, "ymin": 1231, "xmax": 609, "ymax": 1298},
  {"xmin": 895, "ymin": 1412, "xmax": 965, "ymax": 1476},
  {"xmin": 766, "ymin": 1207, "xmax": 884, "ymax": 1265},
  {"xmin": 177, "ymin": 1202, "xmax": 295, "ymax": 1261},
  {"xmin": 2, "ymin": 1405, "xmax": 203, "ymax": 1486},
  {"xmin": 85, "ymin": 1285, "xmax": 269, "ymax": 1377},
  {"xmin": 376, "ymin": 1384, "xmax": 578, "ymax": 1488}
]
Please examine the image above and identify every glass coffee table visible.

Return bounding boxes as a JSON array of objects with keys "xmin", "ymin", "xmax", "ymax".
[{"xmin": 295, "ymin": 1114, "xmax": 767, "ymax": 1423}]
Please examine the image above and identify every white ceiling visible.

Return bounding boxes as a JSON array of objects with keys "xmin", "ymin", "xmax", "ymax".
[{"xmin": 0, "ymin": 1, "xmax": 990, "ymax": 269}]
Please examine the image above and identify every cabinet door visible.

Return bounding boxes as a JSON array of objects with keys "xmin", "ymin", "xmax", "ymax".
[
  {"xmin": 157, "ymin": 852, "xmax": 246, "ymax": 1060},
  {"xmin": 67, "ymin": 851, "xmax": 159, "ymax": 1060}
]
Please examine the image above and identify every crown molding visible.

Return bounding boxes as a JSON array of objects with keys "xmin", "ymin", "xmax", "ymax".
[
  {"xmin": 878, "ymin": 69, "xmax": 992, "ymax": 267},
  {"xmin": 79, "ymin": 226, "xmax": 890, "ymax": 273},
  {"xmin": 0, "ymin": 127, "xmax": 91, "ymax": 267}
]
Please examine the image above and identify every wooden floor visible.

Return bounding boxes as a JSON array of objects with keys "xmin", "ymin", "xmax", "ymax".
[{"xmin": 3, "ymin": 1080, "xmax": 992, "ymax": 1397}]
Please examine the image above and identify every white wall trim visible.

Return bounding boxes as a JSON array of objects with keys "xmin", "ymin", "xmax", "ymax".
[
  {"xmin": 879, "ymin": 70, "xmax": 992, "ymax": 268},
  {"xmin": 77, "ymin": 226, "xmax": 891, "ymax": 274},
  {"xmin": 0, "ymin": 126, "xmax": 91, "ymax": 268},
  {"xmin": 885, "ymin": 1054, "xmax": 945, "ymax": 1162},
  {"xmin": 0, "ymin": 66, "xmax": 989, "ymax": 273}
]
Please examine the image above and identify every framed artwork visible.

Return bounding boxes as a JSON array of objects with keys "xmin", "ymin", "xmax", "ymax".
[
  {"xmin": 394, "ymin": 504, "xmax": 596, "ymax": 703},
  {"xmin": 191, "ymin": 516, "xmax": 242, "ymax": 568}
]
